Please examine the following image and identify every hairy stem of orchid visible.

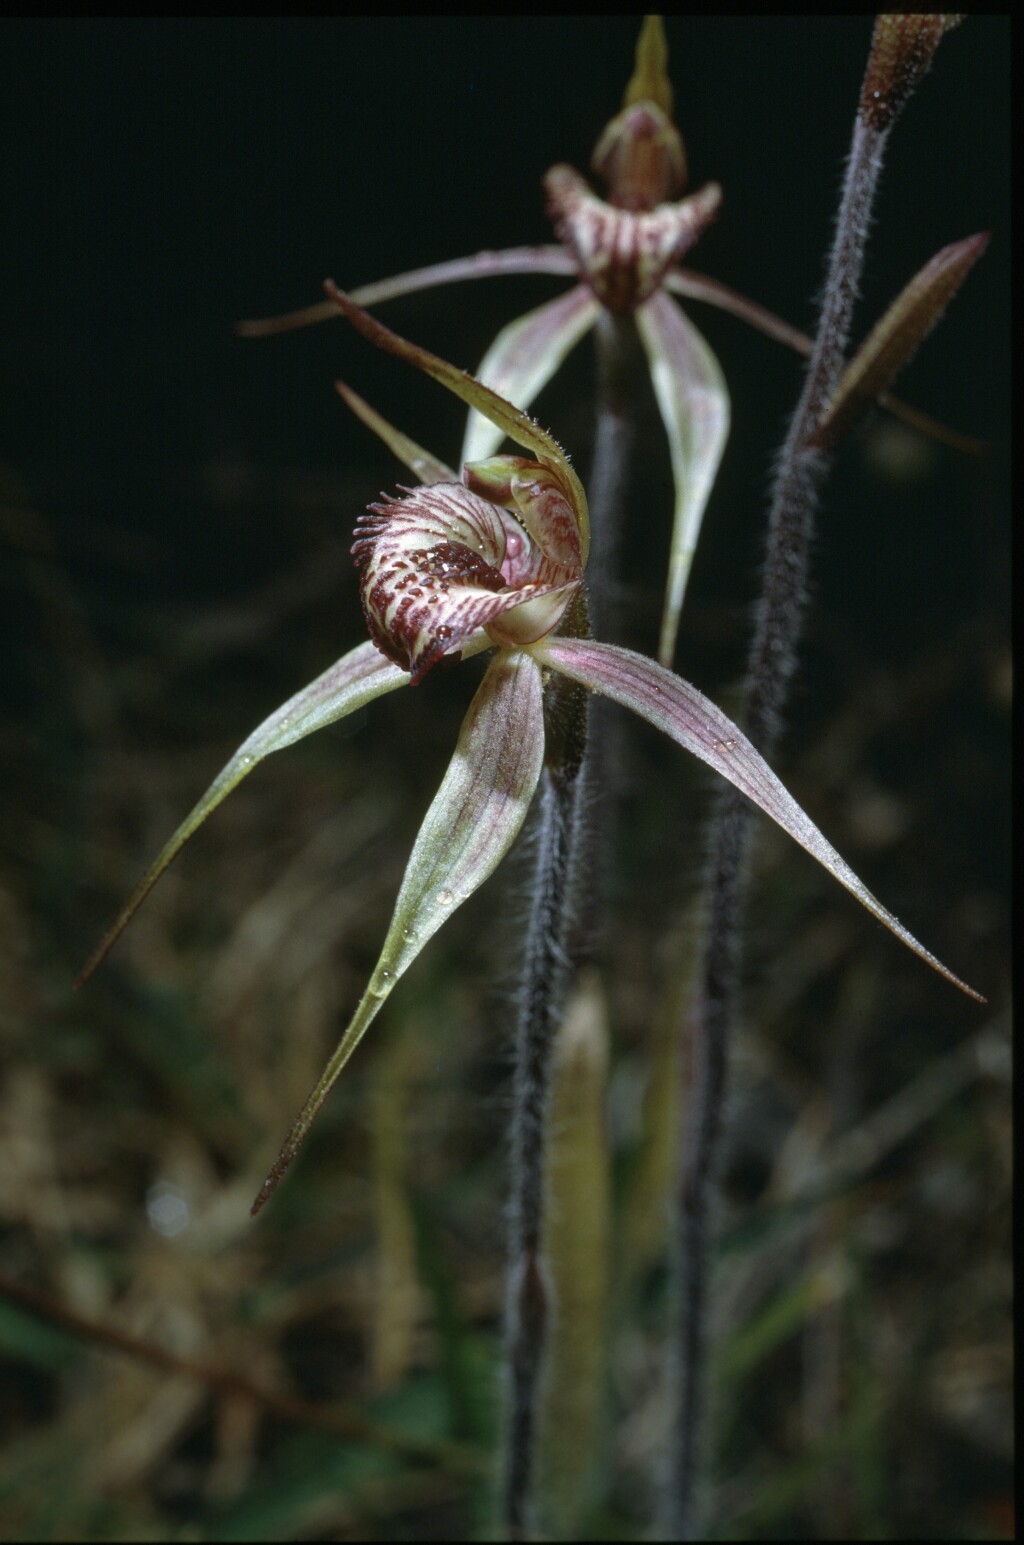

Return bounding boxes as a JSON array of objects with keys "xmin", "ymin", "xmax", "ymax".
[
  {"xmin": 505, "ymin": 314, "xmax": 638, "ymax": 1537},
  {"xmin": 587, "ymin": 311, "xmax": 642, "ymax": 638},
  {"xmin": 574, "ymin": 310, "xmax": 646, "ymax": 961},
  {"xmin": 670, "ymin": 77, "xmax": 899, "ymax": 1545},
  {"xmin": 500, "ymin": 319, "xmax": 638, "ymax": 1540},
  {"xmin": 502, "ymin": 667, "xmax": 589, "ymax": 1539}
]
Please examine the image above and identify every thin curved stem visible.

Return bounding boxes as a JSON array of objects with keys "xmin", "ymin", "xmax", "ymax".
[{"xmin": 669, "ymin": 99, "xmax": 895, "ymax": 1545}]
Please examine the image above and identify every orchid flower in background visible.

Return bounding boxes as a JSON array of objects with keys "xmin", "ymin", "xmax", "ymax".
[{"xmin": 78, "ymin": 287, "xmax": 981, "ymax": 1214}]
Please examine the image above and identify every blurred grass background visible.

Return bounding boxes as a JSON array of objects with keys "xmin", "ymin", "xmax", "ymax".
[{"xmin": 0, "ymin": 18, "xmax": 1010, "ymax": 1540}]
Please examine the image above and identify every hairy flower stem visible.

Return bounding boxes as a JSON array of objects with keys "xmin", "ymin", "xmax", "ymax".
[
  {"xmin": 577, "ymin": 310, "xmax": 646, "ymax": 962},
  {"xmin": 500, "ymin": 322, "xmax": 637, "ymax": 1541},
  {"xmin": 588, "ymin": 311, "xmax": 643, "ymax": 638},
  {"xmin": 503, "ymin": 659, "xmax": 589, "ymax": 1540},
  {"xmin": 670, "ymin": 93, "xmax": 896, "ymax": 1544}
]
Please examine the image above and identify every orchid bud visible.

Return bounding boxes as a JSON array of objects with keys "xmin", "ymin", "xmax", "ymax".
[
  {"xmin": 590, "ymin": 15, "xmax": 687, "ymax": 209},
  {"xmin": 592, "ymin": 101, "xmax": 687, "ymax": 211}
]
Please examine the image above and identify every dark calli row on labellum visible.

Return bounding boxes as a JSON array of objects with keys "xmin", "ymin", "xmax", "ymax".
[{"xmin": 77, "ymin": 286, "xmax": 982, "ymax": 1214}]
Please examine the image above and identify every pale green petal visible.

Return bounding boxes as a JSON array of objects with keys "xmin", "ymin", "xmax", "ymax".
[
  {"xmin": 252, "ymin": 647, "xmax": 546, "ymax": 1212},
  {"xmin": 335, "ymin": 381, "xmax": 456, "ymax": 483},
  {"xmin": 76, "ymin": 639, "xmax": 453, "ymax": 986},
  {"xmin": 636, "ymin": 290, "xmax": 729, "ymax": 668},
  {"xmin": 461, "ymin": 285, "xmax": 600, "ymax": 465}
]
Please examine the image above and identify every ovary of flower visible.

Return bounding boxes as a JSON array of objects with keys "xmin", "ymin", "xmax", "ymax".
[{"xmin": 79, "ymin": 288, "xmax": 982, "ymax": 1218}]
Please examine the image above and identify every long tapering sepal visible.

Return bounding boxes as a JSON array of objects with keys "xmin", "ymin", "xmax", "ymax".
[
  {"xmin": 533, "ymin": 637, "xmax": 983, "ymax": 1002},
  {"xmin": 236, "ymin": 248, "xmax": 577, "ymax": 338},
  {"xmin": 76, "ymin": 641, "xmax": 419, "ymax": 987},
  {"xmin": 251, "ymin": 648, "xmax": 547, "ymax": 1213}
]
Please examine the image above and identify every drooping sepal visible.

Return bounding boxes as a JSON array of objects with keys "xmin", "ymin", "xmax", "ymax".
[
  {"xmin": 665, "ymin": 267, "xmax": 987, "ymax": 456},
  {"xmin": 237, "ymin": 247, "xmax": 577, "ymax": 339},
  {"xmin": 325, "ymin": 281, "xmax": 590, "ymax": 564},
  {"xmin": 251, "ymin": 648, "xmax": 547, "ymax": 1213},
  {"xmin": 534, "ymin": 637, "xmax": 983, "ymax": 1003},
  {"xmin": 635, "ymin": 290, "xmax": 730, "ymax": 666},
  {"xmin": 75, "ymin": 641, "xmax": 417, "ymax": 986}
]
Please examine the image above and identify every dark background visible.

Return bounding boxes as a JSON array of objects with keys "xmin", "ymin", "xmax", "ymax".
[
  {"xmin": 1, "ymin": 18, "xmax": 1008, "ymax": 616},
  {"xmin": 0, "ymin": 18, "xmax": 1010, "ymax": 1541}
]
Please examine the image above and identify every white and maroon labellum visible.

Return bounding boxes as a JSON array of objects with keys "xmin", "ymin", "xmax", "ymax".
[
  {"xmin": 352, "ymin": 475, "xmax": 580, "ymax": 684},
  {"xmin": 545, "ymin": 164, "xmax": 721, "ymax": 314}
]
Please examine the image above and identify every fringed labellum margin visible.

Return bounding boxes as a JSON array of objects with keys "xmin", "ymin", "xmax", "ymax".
[{"xmin": 353, "ymin": 458, "xmax": 583, "ymax": 684}]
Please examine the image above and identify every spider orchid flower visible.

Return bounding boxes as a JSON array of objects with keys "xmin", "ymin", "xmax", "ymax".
[{"xmin": 79, "ymin": 288, "xmax": 981, "ymax": 1215}]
